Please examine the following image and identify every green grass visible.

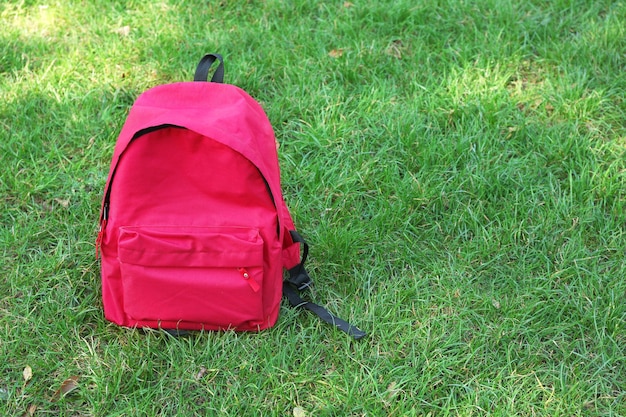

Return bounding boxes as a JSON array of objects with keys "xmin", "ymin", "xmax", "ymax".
[{"xmin": 1, "ymin": 0, "xmax": 625, "ymax": 415}]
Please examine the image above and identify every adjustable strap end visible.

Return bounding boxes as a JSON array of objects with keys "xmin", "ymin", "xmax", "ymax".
[{"xmin": 283, "ymin": 282, "xmax": 367, "ymax": 340}]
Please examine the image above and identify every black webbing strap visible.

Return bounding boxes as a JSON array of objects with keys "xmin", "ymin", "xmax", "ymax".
[
  {"xmin": 283, "ymin": 282, "xmax": 367, "ymax": 340},
  {"xmin": 284, "ymin": 231, "xmax": 367, "ymax": 340},
  {"xmin": 193, "ymin": 53, "xmax": 224, "ymax": 83},
  {"xmin": 286, "ymin": 231, "xmax": 311, "ymax": 290}
]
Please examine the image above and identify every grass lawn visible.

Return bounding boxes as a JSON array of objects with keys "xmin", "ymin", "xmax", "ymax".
[{"xmin": 1, "ymin": 0, "xmax": 625, "ymax": 415}]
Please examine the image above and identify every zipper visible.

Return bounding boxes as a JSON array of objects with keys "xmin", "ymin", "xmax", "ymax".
[
  {"xmin": 97, "ymin": 125, "xmax": 181, "ymax": 260},
  {"xmin": 99, "ymin": 125, "xmax": 180, "ymax": 225},
  {"xmin": 95, "ymin": 202, "xmax": 108, "ymax": 259}
]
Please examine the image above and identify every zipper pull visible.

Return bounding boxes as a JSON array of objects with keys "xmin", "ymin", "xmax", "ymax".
[
  {"xmin": 238, "ymin": 268, "xmax": 260, "ymax": 292},
  {"xmin": 95, "ymin": 203, "xmax": 109, "ymax": 259},
  {"xmin": 95, "ymin": 219, "xmax": 106, "ymax": 259}
]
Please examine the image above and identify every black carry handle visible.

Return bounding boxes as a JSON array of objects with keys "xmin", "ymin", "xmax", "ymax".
[
  {"xmin": 194, "ymin": 53, "xmax": 224, "ymax": 83},
  {"xmin": 285, "ymin": 231, "xmax": 367, "ymax": 340}
]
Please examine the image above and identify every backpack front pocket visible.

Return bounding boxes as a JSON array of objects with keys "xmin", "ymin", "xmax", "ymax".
[{"xmin": 117, "ymin": 226, "xmax": 264, "ymax": 328}]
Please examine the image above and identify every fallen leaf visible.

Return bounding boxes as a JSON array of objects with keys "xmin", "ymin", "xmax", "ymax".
[
  {"xmin": 343, "ymin": 1, "xmax": 354, "ymax": 7},
  {"xmin": 51, "ymin": 376, "xmax": 79, "ymax": 402},
  {"xmin": 492, "ymin": 299, "xmax": 501, "ymax": 309},
  {"xmin": 23, "ymin": 366, "xmax": 33, "ymax": 383},
  {"xmin": 328, "ymin": 49, "xmax": 344, "ymax": 58},
  {"xmin": 531, "ymin": 98, "xmax": 543, "ymax": 110},
  {"xmin": 54, "ymin": 198, "xmax": 70, "ymax": 208},
  {"xmin": 195, "ymin": 366, "xmax": 207, "ymax": 380},
  {"xmin": 41, "ymin": 201, "xmax": 54, "ymax": 212},
  {"xmin": 387, "ymin": 381, "xmax": 401, "ymax": 399},
  {"xmin": 293, "ymin": 407, "xmax": 306, "ymax": 417},
  {"xmin": 21, "ymin": 404, "xmax": 37, "ymax": 417},
  {"xmin": 505, "ymin": 126, "xmax": 519, "ymax": 139},
  {"xmin": 113, "ymin": 26, "xmax": 131, "ymax": 36},
  {"xmin": 385, "ymin": 39, "xmax": 404, "ymax": 59}
]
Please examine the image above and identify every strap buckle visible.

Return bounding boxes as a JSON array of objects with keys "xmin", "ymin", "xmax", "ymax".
[{"xmin": 287, "ymin": 264, "xmax": 312, "ymax": 291}]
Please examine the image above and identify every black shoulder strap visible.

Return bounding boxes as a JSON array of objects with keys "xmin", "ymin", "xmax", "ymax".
[
  {"xmin": 284, "ymin": 231, "xmax": 367, "ymax": 340},
  {"xmin": 194, "ymin": 53, "xmax": 224, "ymax": 83}
]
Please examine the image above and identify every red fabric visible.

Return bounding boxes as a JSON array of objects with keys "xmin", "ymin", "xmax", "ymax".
[{"xmin": 98, "ymin": 82, "xmax": 301, "ymax": 331}]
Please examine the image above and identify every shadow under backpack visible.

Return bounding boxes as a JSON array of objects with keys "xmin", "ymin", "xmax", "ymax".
[{"xmin": 96, "ymin": 54, "xmax": 365, "ymax": 339}]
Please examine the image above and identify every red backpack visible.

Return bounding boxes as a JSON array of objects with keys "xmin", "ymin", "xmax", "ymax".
[{"xmin": 96, "ymin": 54, "xmax": 365, "ymax": 339}]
